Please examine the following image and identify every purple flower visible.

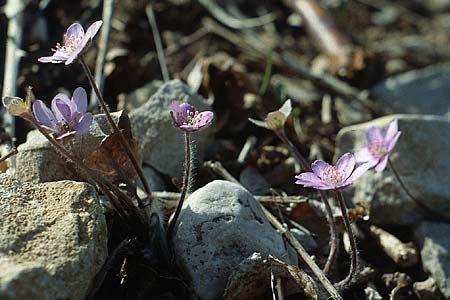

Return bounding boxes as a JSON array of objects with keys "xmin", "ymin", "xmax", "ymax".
[
  {"xmin": 355, "ymin": 119, "xmax": 401, "ymax": 172},
  {"xmin": 295, "ymin": 153, "xmax": 370, "ymax": 190},
  {"xmin": 170, "ymin": 100, "xmax": 214, "ymax": 132},
  {"xmin": 38, "ymin": 21, "xmax": 102, "ymax": 65},
  {"xmin": 32, "ymin": 87, "xmax": 93, "ymax": 140}
]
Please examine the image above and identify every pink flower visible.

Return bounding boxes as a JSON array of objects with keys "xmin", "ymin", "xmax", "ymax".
[
  {"xmin": 32, "ymin": 87, "xmax": 93, "ymax": 140},
  {"xmin": 355, "ymin": 119, "xmax": 401, "ymax": 172},
  {"xmin": 38, "ymin": 21, "xmax": 102, "ymax": 65},
  {"xmin": 170, "ymin": 100, "xmax": 214, "ymax": 132},
  {"xmin": 295, "ymin": 153, "xmax": 370, "ymax": 190}
]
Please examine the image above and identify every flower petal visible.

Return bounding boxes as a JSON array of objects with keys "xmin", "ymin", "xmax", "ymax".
[
  {"xmin": 387, "ymin": 131, "xmax": 401, "ymax": 152},
  {"xmin": 65, "ymin": 23, "xmax": 84, "ymax": 40},
  {"xmin": 74, "ymin": 112, "xmax": 93, "ymax": 135},
  {"xmin": 311, "ymin": 160, "xmax": 331, "ymax": 178},
  {"xmin": 366, "ymin": 126, "xmax": 383, "ymax": 144},
  {"xmin": 336, "ymin": 153, "xmax": 355, "ymax": 181},
  {"xmin": 374, "ymin": 155, "xmax": 389, "ymax": 172},
  {"xmin": 33, "ymin": 100, "xmax": 58, "ymax": 131},
  {"xmin": 72, "ymin": 87, "xmax": 88, "ymax": 113},
  {"xmin": 52, "ymin": 99, "xmax": 71, "ymax": 123},
  {"xmin": 294, "ymin": 172, "xmax": 331, "ymax": 189},
  {"xmin": 335, "ymin": 180, "xmax": 353, "ymax": 190},
  {"xmin": 349, "ymin": 162, "xmax": 371, "ymax": 182},
  {"xmin": 65, "ymin": 48, "xmax": 83, "ymax": 65},
  {"xmin": 38, "ymin": 55, "xmax": 66, "ymax": 63},
  {"xmin": 384, "ymin": 119, "xmax": 398, "ymax": 141},
  {"xmin": 196, "ymin": 111, "xmax": 214, "ymax": 128},
  {"xmin": 84, "ymin": 21, "xmax": 102, "ymax": 40},
  {"xmin": 355, "ymin": 147, "xmax": 373, "ymax": 163}
]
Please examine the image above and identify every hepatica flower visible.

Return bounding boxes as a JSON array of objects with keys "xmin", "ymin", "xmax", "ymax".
[
  {"xmin": 295, "ymin": 153, "xmax": 370, "ymax": 190},
  {"xmin": 170, "ymin": 100, "xmax": 214, "ymax": 132},
  {"xmin": 249, "ymin": 99, "xmax": 292, "ymax": 132},
  {"xmin": 38, "ymin": 21, "xmax": 102, "ymax": 65},
  {"xmin": 355, "ymin": 119, "xmax": 401, "ymax": 172},
  {"xmin": 33, "ymin": 87, "xmax": 93, "ymax": 140}
]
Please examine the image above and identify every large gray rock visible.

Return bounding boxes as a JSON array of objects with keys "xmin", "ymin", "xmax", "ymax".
[
  {"xmin": 15, "ymin": 112, "xmax": 121, "ymax": 183},
  {"xmin": 335, "ymin": 114, "xmax": 450, "ymax": 225},
  {"xmin": 371, "ymin": 64, "xmax": 450, "ymax": 117},
  {"xmin": 130, "ymin": 80, "xmax": 213, "ymax": 179},
  {"xmin": 0, "ymin": 174, "xmax": 107, "ymax": 300},
  {"xmin": 173, "ymin": 180, "xmax": 297, "ymax": 300},
  {"xmin": 415, "ymin": 222, "xmax": 450, "ymax": 299}
]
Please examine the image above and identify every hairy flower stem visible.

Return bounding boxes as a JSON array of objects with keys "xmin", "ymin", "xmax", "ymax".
[
  {"xmin": 276, "ymin": 129, "xmax": 338, "ymax": 275},
  {"xmin": 80, "ymin": 56, "xmax": 153, "ymax": 206},
  {"xmin": 167, "ymin": 132, "xmax": 191, "ymax": 239},
  {"xmin": 334, "ymin": 190, "xmax": 358, "ymax": 288},
  {"xmin": 388, "ymin": 159, "xmax": 450, "ymax": 223}
]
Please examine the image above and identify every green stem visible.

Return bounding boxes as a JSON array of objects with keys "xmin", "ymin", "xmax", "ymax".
[
  {"xmin": 334, "ymin": 190, "xmax": 358, "ymax": 288},
  {"xmin": 388, "ymin": 159, "xmax": 450, "ymax": 223},
  {"xmin": 80, "ymin": 56, "xmax": 152, "ymax": 207},
  {"xmin": 167, "ymin": 132, "xmax": 191, "ymax": 239}
]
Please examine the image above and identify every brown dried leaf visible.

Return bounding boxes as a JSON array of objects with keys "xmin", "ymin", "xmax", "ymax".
[{"xmin": 84, "ymin": 111, "xmax": 142, "ymax": 184}]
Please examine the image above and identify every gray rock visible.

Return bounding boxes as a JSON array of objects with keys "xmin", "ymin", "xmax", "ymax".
[
  {"xmin": 173, "ymin": 180, "xmax": 297, "ymax": 300},
  {"xmin": 371, "ymin": 64, "xmax": 450, "ymax": 117},
  {"xmin": 416, "ymin": 0, "xmax": 450, "ymax": 12},
  {"xmin": 335, "ymin": 114, "xmax": 450, "ymax": 225},
  {"xmin": 0, "ymin": 174, "xmax": 107, "ymax": 300},
  {"xmin": 413, "ymin": 277, "xmax": 444, "ymax": 300},
  {"xmin": 415, "ymin": 222, "xmax": 450, "ymax": 299},
  {"xmin": 239, "ymin": 167, "xmax": 269, "ymax": 195},
  {"xmin": 15, "ymin": 112, "xmax": 121, "ymax": 183},
  {"xmin": 129, "ymin": 80, "xmax": 213, "ymax": 179}
]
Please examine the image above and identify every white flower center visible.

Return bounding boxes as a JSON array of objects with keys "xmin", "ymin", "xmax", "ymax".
[
  {"xmin": 52, "ymin": 34, "xmax": 83, "ymax": 55},
  {"xmin": 368, "ymin": 139, "xmax": 387, "ymax": 159},
  {"xmin": 321, "ymin": 166, "xmax": 342, "ymax": 184}
]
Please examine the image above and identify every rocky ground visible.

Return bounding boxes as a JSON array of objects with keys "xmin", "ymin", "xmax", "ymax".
[{"xmin": 1, "ymin": 0, "xmax": 450, "ymax": 299}]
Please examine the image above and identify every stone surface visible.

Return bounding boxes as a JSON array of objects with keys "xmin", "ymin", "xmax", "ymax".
[
  {"xmin": 335, "ymin": 114, "xmax": 450, "ymax": 225},
  {"xmin": 239, "ymin": 167, "xmax": 269, "ymax": 195},
  {"xmin": 130, "ymin": 80, "xmax": 213, "ymax": 179},
  {"xmin": 15, "ymin": 112, "xmax": 121, "ymax": 183},
  {"xmin": 173, "ymin": 180, "xmax": 297, "ymax": 300},
  {"xmin": 414, "ymin": 221, "xmax": 450, "ymax": 299},
  {"xmin": 371, "ymin": 64, "xmax": 450, "ymax": 117},
  {"xmin": 0, "ymin": 174, "xmax": 107, "ymax": 300}
]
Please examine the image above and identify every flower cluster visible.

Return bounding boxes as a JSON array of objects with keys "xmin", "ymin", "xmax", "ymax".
[
  {"xmin": 39, "ymin": 21, "xmax": 102, "ymax": 65},
  {"xmin": 295, "ymin": 119, "xmax": 401, "ymax": 191},
  {"xmin": 33, "ymin": 87, "xmax": 93, "ymax": 140},
  {"xmin": 170, "ymin": 100, "xmax": 214, "ymax": 132}
]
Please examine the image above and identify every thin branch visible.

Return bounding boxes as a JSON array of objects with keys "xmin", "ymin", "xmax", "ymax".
[
  {"xmin": 198, "ymin": 0, "xmax": 275, "ymax": 29},
  {"xmin": 90, "ymin": 0, "xmax": 116, "ymax": 110},
  {"xmin": 146, "ymin": 4, "xmax": 170, "ymax": 82}
]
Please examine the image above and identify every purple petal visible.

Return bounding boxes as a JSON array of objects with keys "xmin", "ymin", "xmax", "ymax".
[
  {"xmin": 336, "ymin": 153, "xmax": 355, "ymax": 181},
  {"xmin": 38, "ymin": 55, "xmax": 66, "ymax": 63},
  {"xmin": 335, "ymin": 179, "xmax": 353, "ymax": 190},
  {"xmin": 65, "ymin": 23, "xmax": 84, "ymax": 41},
  {"xmin": 65, "ymin": 48, "xmax": 83, "ymax": 65},
  {"xmin": 311, "ymin": 160, "xmax": 331, "ymax": 178},
  {"xmin": 52, "ymin": 99, "xmax": 71, "ymax": 123},
  {"xmin": 355, "ymin": 147, "xmax": 373, "ymax": 163},
  {"xmin": 374, "ymin": 155, "xmax": 389, "ymax": 172},
  {"xmin": 74, "ymin": 112, "xmax": 93, "ymax": 135},
  {"xmin": 387, "ymin": 131, "xmax": 401, "ymax": 152},
  {"xmin": 53, "ymin": 93, "xmax": 72, "ymax": 107},
  {"xmin": 196, "ymin": 111, "xmax": 214, "ymax": 127},
  {"xmin": 349, "ymin": 162, "xmax": 371, "ymax": 182},
  {"xmin": 72, "ymin": 87, "xmax": 88, "ymax": 113},
  {"xmin": 33, "ymin": 100, "xmax": 58, "ymax": 131},
  {"xmin": 384, "ymin": 119, "xmax": 398, "ymax": 141},
  {"xmin": 366, "ymin": 126, "xmax": 383, "ymax": 144},
  {"xmin": 294, "ymin": 172, "xmax": 331, "ymax": 189},
  {"xmin": 84, "ymin": 21, "xmax": 102, "ymax": 41}
]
